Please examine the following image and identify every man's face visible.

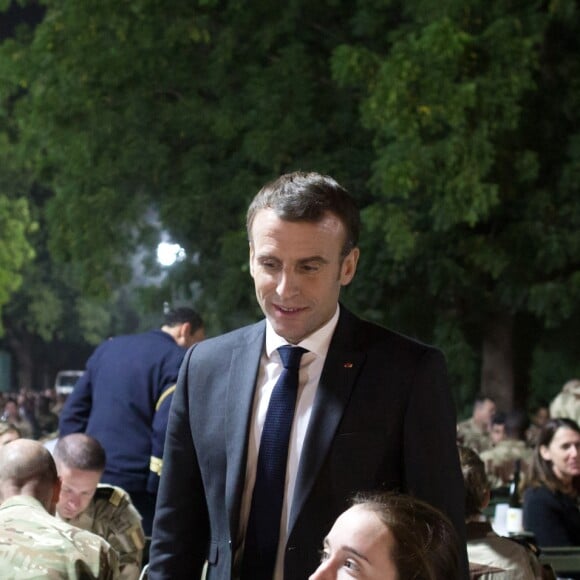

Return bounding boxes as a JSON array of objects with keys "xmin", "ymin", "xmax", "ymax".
[
  {"xmin": 490, "ymin": 423, "xmax": 506, "ymax": 445},
  {"xmin": 55, "ymin": 464, "xmax": 101, "ymax": 520},
  {"xmin": 475, "ymin": 400, "xmax": 496, "ymax": 430},
  {"xmin": 4, "ymin": 401, "xmax": 18, "ymax": 420},
  {"xmin": 534, "ymin": 407, "xmax": 549, "ymax": 427},
  {"xmin": 249, "ymin": 209, "xmax": 359, "ymax": 344}
]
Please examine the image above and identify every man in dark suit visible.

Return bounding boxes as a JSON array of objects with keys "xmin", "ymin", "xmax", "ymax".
[{"xmin": 149, "ymin": 172, "xmax": 467, "ymax": 579}]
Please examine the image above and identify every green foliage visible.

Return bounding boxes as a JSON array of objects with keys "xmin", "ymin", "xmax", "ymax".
[
  {"xmin": 76, "ymin": 297, "xmax": 112, "ymax": 346},
  {"xmin": 0, "ymin": 195, "xmax": 35, "ymax": 334},
  {"xmin": 0, "ymin": 0, "xmax": 578, "ymax": 405},
  {"xmin": 0, "ymin": 0, "xmax": 372, "ymax": 324}
]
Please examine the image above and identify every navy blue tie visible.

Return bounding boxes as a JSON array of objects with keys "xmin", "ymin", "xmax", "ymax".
[{"xmin": 241, "ymin": 345, "xmax": 307, "ymax": 580}]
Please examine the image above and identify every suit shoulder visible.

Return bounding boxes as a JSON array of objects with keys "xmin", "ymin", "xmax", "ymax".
[
  {"xmin": 346, "ymin": 310, "xmax": 442, "ymax": 357},
  {"xmin": 193, "ymin": 320, "xmax": 265, "ymax": 353}
]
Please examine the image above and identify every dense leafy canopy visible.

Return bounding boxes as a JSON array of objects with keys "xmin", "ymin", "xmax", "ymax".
[{"xmin": 0, "ymin": 0, "xmax": 579, "ymax": 404}]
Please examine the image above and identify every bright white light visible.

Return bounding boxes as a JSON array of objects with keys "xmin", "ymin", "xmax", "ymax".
[{"xmin": 157, "ymin": 242, "xmax": 186, "ymax": 267}]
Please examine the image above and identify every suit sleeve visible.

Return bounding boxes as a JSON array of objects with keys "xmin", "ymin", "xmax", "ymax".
[
  {"xmin": 58, "ymin": 363, "xmax": 94, "ymax": 435},
  {"xmin": 403, "ymin": 347, "xmax": 469, "ymax": 577},
  {"xmin": 148, "ymin": 346, "xmax": 209, "ymax": 580}
]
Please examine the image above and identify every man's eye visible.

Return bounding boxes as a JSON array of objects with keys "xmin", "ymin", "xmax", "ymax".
[
  {"xmin": 261, "ymin": 261, "xmax": 278, "ymax": 270},
  {"xmin": 319, "ymin": 549, "xmax": 330, "ymax": 562},
  {"xmin": 300, "ymin": 263, "xmax": 320, "ymax": 273},
  {"xmin": 344, "ymin": 559, "xmax": 359, "ymax": 571}
]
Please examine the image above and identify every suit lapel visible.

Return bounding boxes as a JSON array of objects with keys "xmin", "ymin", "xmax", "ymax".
[
  {"xmin": 225, "ymin": 322, "xmax": 265, "ymax": 539},
  {"xmin": 288, "ymin": 308, "xmax": 366, "ymax": 533}
]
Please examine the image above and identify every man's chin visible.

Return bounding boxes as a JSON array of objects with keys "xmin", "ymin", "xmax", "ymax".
[{"xmin": 58, "ymin": 508, "xmax": 77, "ymax": 520}]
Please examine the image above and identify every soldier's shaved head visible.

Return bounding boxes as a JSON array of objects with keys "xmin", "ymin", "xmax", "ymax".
[{"xmin": 0, "ymin": 439, "xmax": 60, "ymax": 513}]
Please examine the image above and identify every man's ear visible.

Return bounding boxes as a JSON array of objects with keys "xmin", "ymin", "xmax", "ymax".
[
  {"xmin": 249, "ymin": 243, "xmax": 255, "ymax": 278},
  {"xmin": 339, "ymin": 247, "xmax": 360, "ymax": 286},
  {"xmin": 49, "ymin": 477, "xmax": 62, "ymax": 516},
  {"xmin": 180, "ymin": 322, "xmax": 191, "ymax": 340}
]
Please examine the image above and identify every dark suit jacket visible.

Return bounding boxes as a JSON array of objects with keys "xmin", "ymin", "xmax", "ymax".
[{"xmin": 148, "ymin": 306, "xmax": 467, "ymax": 579}]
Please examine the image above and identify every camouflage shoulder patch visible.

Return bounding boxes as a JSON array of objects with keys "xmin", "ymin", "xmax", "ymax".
[{"xmin": 94, "ymin": 484, "xmax": 126, "ymax": 508}]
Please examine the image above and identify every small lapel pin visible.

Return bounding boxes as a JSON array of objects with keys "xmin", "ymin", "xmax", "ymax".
[{"xmin": 343, "ymin": 362, "xmax": 353, "ymax": 368}]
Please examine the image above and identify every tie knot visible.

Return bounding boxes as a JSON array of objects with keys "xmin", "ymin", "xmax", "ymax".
[{"xmin": 277, "ymin": 345, "xmax": 307, "ymax": 370}]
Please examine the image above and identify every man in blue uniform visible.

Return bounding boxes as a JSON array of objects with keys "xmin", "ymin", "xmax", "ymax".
[{"xmin": 59, "ymin": 307, "xmax": 205, "ymax": 535}]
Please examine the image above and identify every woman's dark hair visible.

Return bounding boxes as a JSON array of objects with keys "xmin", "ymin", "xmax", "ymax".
[
  {"xmin": 531, "ymin": 417, "xmax": 580, "ymax": 495},
  {"xmin": 352, "ymin": 491, "xmax": 459, "ymax": 580}
]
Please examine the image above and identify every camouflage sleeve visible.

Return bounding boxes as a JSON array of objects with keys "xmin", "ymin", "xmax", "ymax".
[
  {"xmin": 94, "ymin": 487, "xmax": 146, "ymax": 580},
  {"xmin": 68, "ymin": 527, "xmax": 121, "ymax": 580},
  {"xmin": 99, "ymin": 539, "xmax": 121, "ymax": 580}
]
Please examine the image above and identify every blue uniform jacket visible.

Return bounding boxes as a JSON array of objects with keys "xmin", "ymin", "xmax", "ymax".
[{"xmin": 59, "ymin": 330, "xmax": 186, "ymax": 494}]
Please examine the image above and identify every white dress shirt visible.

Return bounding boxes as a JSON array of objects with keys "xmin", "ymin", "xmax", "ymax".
[{"xmin": 236, "ymin": 306, "xmax": 339, "ymax": 580}]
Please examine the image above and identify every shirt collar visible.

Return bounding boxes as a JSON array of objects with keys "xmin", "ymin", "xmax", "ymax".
[
  {"xmin": 265, "ymin": 305, "xmax": 340, "ymax": 360},
  {"xmin": 0, "ymin": 495, "xmax": 45, "ymax": 512}
]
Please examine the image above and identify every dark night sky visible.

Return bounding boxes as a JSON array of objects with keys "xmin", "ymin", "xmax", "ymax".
[{"xmin": 0, "ymin": 1, "xmax": 44, "ymax": 39}]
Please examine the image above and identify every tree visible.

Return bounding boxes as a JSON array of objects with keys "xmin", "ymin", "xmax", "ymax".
[
  {"xmin": 0, "ymin": 182, "xmax": 117, "ymax": 389},
  {"xmin": 0, "ymin": 130, "xmax": 35, "ymax": 336},
  {"xmin": 0, "ymin": 0, "xmax": 372, "ymax": 331},
  {"xmin": 1, "ymin": 0, "xmax": 578, "ymax": 408},
  {"xmin": 332, "ymin": 0, "xmax": 580, "ymax": 410}
]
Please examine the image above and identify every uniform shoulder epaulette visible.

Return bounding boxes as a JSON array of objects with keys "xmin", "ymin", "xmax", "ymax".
[{"xmin": 94, "ymin": 484, "xmax": 126, "ymax": 507}]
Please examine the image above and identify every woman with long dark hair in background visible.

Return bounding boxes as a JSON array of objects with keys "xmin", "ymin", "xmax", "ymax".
[{"xmin": 523, "ymin": 417, "xmax": 580, "ymax": 546}]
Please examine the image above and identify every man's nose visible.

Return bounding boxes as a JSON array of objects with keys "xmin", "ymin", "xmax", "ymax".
[{"xmin": 276, "ymin": 269, "xmax": 299, "ymax": 297}]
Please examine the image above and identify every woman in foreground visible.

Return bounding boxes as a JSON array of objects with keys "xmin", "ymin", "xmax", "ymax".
[{"xmin": 309, "ymin": 492, "xmax": 460, "ymax": 580}]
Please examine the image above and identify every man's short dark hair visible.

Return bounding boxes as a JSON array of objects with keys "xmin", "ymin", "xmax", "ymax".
[
  {"xmin": 491, "ymin": 411, "xmax": 506, "ymax": 426},
  {"xmin": 54, "ymin": 433, "xmax": 106, "ymax": 472},
  {"xmin": 163, "ymin": 307, "xmax": 203, "ymax": 332},
  {"xmin": 474, "ymin": 393, "xmax": 495, "ymax": 408},
  {"xmin": 246, "ymin": 171, "xmax": 360, "ymax": 257}
]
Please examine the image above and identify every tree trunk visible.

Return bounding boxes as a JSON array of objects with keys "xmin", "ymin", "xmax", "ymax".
[
  {"xmin": 481, "ymin": 312, "xmax": 514, "ymax": 412},
  {"xmin": 10, "ymin": 334, "xmax": 34, "ymax": 391}
]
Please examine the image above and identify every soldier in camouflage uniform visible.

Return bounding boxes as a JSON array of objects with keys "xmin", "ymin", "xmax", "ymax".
[
  {"xmin": 457, "ymin": 394, "xmax": 496, "ymax": 453},
  {"xmin": 0, "ymin": 438, "xmax": 119, "ymax": 579},
  {"xmin": 54, "ymin": 434, "xmax": 146, "ymax": 580},
  {"xmin": 459, "ymin": 445, "xmax": 544, "ymax": 579},
  {"xmin": 479, "ymin": 410, "xmax": 534, "ymax": 489},
  {"xmin": 0, "ymin": 422, "xmax": 20, "ymax": 446},
  {"xmin": 550, "ymin": 378, "xmax": 580, "ymax": 423}
]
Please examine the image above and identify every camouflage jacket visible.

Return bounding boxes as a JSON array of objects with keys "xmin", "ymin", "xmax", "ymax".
[
  {"xmin": 58, "ymin": 484, "xmax": 145, "ymax": 580},
  {"xmin": 479, "ymin": 439, "xmax": 534, "ymax": 489},
  {"xmin": 0, "ymin": 495, "xmax": 119, "ymax": 579},
  {"xmin": 457, "ymin": 417, "xmax": 493, "ymax": 454},
  {"xmin": 550, "ymin": 381, "xmax": 580, "ymax": 424}
]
